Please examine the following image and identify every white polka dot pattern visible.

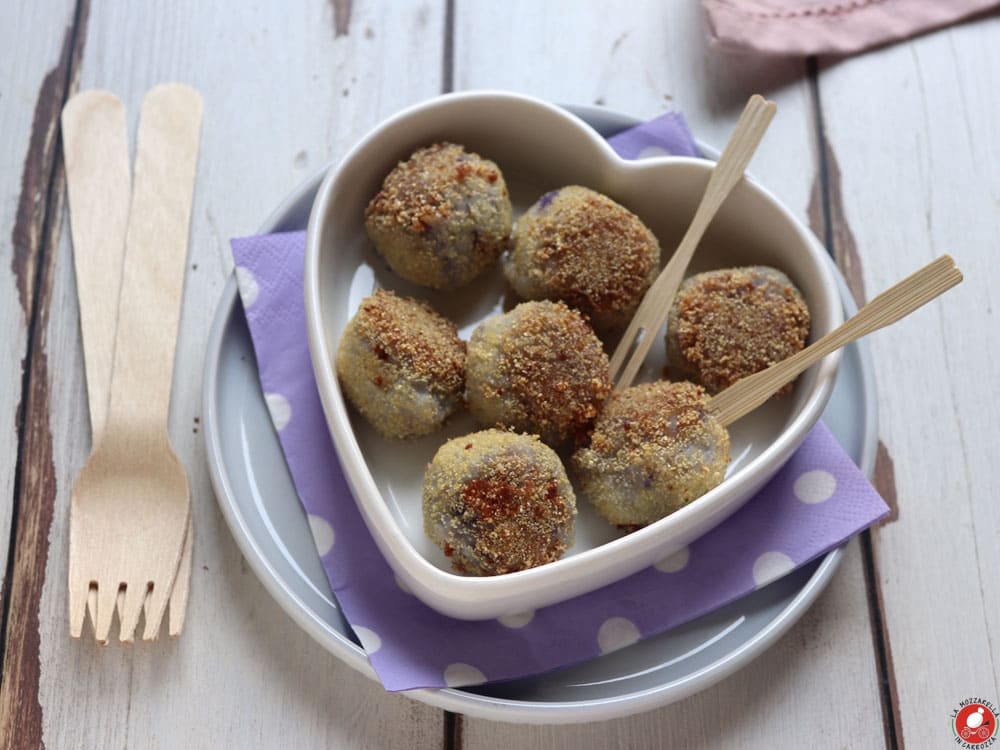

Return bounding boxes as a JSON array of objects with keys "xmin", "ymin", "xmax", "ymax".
[
  {"xmin": 752, "ymin": 551, "xmax": 795, "ymax": 587},
  {"xmin": 794, "ymin": 470, "xmax": 837, "ymax": 504},
  {"xmin": 235, "ymin": 265, "xmax": 259, "ymax": 307},
  {"xmin": 353, "ymin": 626, "xmax": 382, "ymax": 654},
  {"xmin": 637, "ymin": 144, "xmax": 671, "ymax": 159},
  {"xmin": 597, "ymin": 617, "xmax": 640, "ymax": 654},
  {"xmin": 265, "ymin": 392, "xmax": 292, "ymax": 431},
  {"xmin": 497, "ymin": 611, "xmax": 535, "ymax": 629},
  {"xmin": 654, "ymin": 546, "xmax": 690, "ymax": 573},
  {"xmin": 444, "ymin": 663, "xmax": 486, "ymax": 687},
  {"xmin": 307, "ymin": 514, "xmax": 335, "ymax": 556}
]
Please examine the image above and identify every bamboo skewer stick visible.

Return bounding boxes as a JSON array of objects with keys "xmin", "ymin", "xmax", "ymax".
[
  {"xmin": 610, "ymin": 94, "xmax": 777, "ymax": 391},
  {"xmin": 708, "ymin": 255, "xmax": 963, "ymax": 426}
]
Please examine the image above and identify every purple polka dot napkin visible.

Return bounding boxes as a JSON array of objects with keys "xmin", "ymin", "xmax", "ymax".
[{"xmin": 229, "ymin": 113, "xmax": 889, "ymax": 691}]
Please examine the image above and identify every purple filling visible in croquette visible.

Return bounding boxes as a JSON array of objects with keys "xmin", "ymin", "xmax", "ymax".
[
  {"xmin": 537, "ymin": 190, "xmax": 559, "ymax": 209},
  {"xmin": 364, "ymin": 142, "xmax": 513, "ymax": 290}
]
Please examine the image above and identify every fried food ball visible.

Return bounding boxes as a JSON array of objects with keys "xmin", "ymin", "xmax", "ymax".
[
  {"xmin": 465, "ymin": 300, "xmax": 612, "ymax": 446},
  {"xmin": 666, "ymin": 266, "xmax": 810, "ymax": 395},
  {"xmin": 336, "ymin": 289, "xmax": 465, "ymax": 439},
  {"xmin": 423, "ymin": 429, "xmax": 577, "ymax": 575},
  {"xmin": 504, "ymin": 185, "xmax": 660, "ymax": 329},
  {"xmin": 571, "ymin": 381, "xmax": 730, "ymax": 527},
  {"xmin": 364, "ymin": 142, "xmax": 512, "ymax": 289}
]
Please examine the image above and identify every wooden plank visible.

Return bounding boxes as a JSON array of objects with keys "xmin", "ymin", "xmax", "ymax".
[
  {"xmin": 0, "ymin": 1, "xmax": 83, "ymax": 746},
  {"xmin": 0, "ymin": 0, "xmax": 79, "ymax": 629},
  {"xmin": 454, "ymin": 1, "xmax": 887, "ymax": 745},
  {"xmin": 7, "ymin": 1, "xmax": 449, "ymax": 747},
  {"xmin": 452, "ymin": 0, "xmax": 818, "ymax": 208},
  {"xmin": 816, "ymin": 15, "xmax": 1000, "ymax": 747}
]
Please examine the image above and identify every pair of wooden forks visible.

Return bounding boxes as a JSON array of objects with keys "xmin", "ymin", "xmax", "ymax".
[{"xmin": 62, "ymin": 84, "xmax": 202, "ymax": 642}]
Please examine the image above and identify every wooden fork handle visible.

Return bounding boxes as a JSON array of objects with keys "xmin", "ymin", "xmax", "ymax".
[
  {"xmin": 61, "ymin": 91, "xmax": 131, "ymax": 442},
  {"xmin": 102, "ymin": 84, "xmax": 203, "ymax": 437},
  {"xmin": 708, "ymin": 255, "xmax": 963, "ymax": 426}
]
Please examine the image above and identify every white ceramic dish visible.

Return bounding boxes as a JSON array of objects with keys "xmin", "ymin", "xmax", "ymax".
[
  {"xmin": 204, "ymin": 104, "xmax": 878, "ymax": 721},
  {"xmin": 304, "ymin": 91, "xmax": 844, "ymax": 620}
]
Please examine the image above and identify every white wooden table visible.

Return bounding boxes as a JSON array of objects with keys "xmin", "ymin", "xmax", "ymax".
[{"xmin": 1, "ymin": 2, "xmax": 997, "ymax": 747}]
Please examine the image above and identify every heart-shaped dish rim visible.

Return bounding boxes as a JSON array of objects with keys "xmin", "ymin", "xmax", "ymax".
[{"xmin": 305, "ymin": 90, "xmax": 843, "ymax": 620}]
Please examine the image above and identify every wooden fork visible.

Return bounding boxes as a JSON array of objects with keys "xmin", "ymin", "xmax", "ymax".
[
  {"xmin": 67, "ymin": 84, "xmax": 202, "ymax": 643},
  {"xmin": 610, "ymin": 94, "xmax": 776, "ymax": 391},
  {"xmin": 63, "ymin": 90, "xmax": 195, "ymax": 640},
  {"xmin": 707, "ymin": 255, "xmax": 963, "ymax": 425}
]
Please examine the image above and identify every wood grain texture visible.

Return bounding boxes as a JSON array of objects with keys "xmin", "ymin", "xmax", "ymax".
[
  {"xmin": 452, "ymin": 0, "xmax": 817, "ymax": 211},
  {"xmin": 0, "ymin": 2, "xmax": 85, "ymax": 747},
  {"xmin": 1, "ymin": 161, "xmax": 67, "ymax": 750},
  {"xmin": 455, "ymin": 1, "xmax": 886, "ymax": 745},
  {"xmin": 817, "ymin": 15, "xmax": 1000, "ymax": 747},
  {"xmin": 22, "ymin": 0, "xmax": 447, "ymax": 747},
  {"xmin": 6, "ymin": 1, "xmax": 990, "ymax": 747},
  {"xmin": 0, "ymin": 0, "xmax": 79, "ymax": 654}
]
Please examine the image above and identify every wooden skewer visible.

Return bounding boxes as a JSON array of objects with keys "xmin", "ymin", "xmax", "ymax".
[
  {"xmin": 707, "ymin": 255, "xmax": 963, "ymax": 426},
  {"xmin": 610, "ymin": 94, "xmax": 777, "ymax": 392}
]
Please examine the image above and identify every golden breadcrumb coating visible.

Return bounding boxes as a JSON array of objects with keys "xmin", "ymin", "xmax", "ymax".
[
  {"xmin": 666, "ymin": 266, "xmax": 810, "ymax": 395},
  {"xmin": 505, "ymin": 185, "xmax": 660, "ymax": 329},
  {"xmin": 572, "ymin": 381, "xmax": 730, "ymax": 526},
  {"xmin": 423, "ymin": 430, "xmax": 576, "ymax": 575},
  {"xmin": 336, "ymin": 289, "xmax": 466, "ymax": 439},
  {"xmin": 365, "ymin": 142, "xmax": 512, "ymax": 289},
  {"xmin": 466, "ymin": 300, "xmax": 612, "ymax": 446}
]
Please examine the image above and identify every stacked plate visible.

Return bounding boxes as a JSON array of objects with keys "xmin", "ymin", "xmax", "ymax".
[{"xmin": 203, "ymin": 107, "xmax": 878, "ymax": 723}]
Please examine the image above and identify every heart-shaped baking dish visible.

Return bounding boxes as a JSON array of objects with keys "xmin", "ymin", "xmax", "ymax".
[{"xmin": 304, "ymin": 90, "xmax": 843, "ymax": 620}]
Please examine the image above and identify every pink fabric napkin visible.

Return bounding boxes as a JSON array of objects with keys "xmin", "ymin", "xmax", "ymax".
[{"xmin": 703, "ymin": 0, "xmax": 999, "ymax": 56}]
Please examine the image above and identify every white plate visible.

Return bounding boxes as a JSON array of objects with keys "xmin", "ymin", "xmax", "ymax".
[
  {"xmin": 304, "ymin": 91, "xmax": 843, "ymax": 619},
  {"xmin": 203, "ymin": 107, "xmax": 878, "ymax": 723}
]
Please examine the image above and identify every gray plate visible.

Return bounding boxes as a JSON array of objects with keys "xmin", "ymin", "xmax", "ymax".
[{"xmin": 203, "ymin": 108, "xmax": 879, "ymax": 724}]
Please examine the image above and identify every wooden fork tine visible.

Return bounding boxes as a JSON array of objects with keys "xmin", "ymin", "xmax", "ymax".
[
  {"xmin": 142, "ymin": 575, "xmax": 175, "ymax": 642},
  {"xmin": 168, "ymin": 513, "xmax": 194, "ymax": 637},
  {"xmin": 69, "ymin": 570, "xmax": 90, "ymax": 639},
  {"xmin": 85, "ymin": 586, "xmax": 125, "ymax": 640},
  {"xmin": 94, "ymin": 583, "xmax": 119, "ymax": 645},
  {"xmin": 118, "ymin": 582, "xmax": 146, "ymax": 643},
  {"xmin": 609, "ymin": 248, "xmax": 704, "ymax": 378}
]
